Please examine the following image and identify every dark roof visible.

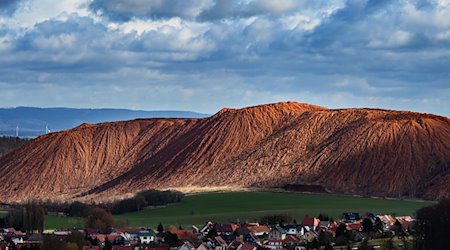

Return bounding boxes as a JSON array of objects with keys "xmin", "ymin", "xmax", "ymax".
[{"xmin": 343, "ymin": 212, "xmax": 361, "ymax": 221}]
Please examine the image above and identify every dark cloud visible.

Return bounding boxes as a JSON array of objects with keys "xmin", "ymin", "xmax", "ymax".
[
  {"xmin": 198, "ymin": 0, "xmax": 300, "ymax": 21},
  {"xmin": 88, "ymin": 0, "xmax": 303, "ymax": 22},
  {"xmin": 0, "ymin": 0, "xmax": 22, "ymax": 16},
  {"xmin": 89, "ymin": 0, "xmax": 212, "ymax": 21}
]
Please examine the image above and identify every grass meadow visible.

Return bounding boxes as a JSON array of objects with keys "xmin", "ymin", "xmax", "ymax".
[{"xmin": 38, "ymin": 191, "xmax": 434, "ymax": 229}]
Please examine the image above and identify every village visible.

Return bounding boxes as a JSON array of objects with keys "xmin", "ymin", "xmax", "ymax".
[{"xmin": 0, "ymin": 211, "xmax": 415, "ymax": 250}]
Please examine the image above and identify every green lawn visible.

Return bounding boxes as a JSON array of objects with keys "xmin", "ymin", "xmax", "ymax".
[
  {"xmin": 35, "ymin": 191, "xmax": 434, "ymax": 229},
  {"xmin": 0, "ymin": 210, "xmax": 8, "ymax": 218},
  {"xmin": 44, "ymin": 215, "xmax": 85, "ymax": 229},
  {"xmin": 113, "ymin": 192, "xmax": 434, "ymax": 229}
]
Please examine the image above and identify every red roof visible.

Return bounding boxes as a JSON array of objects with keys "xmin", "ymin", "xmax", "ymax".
[
  {"xmin": 113, "ymin": 228, "xmax": 144, "ymax": 233},
  {"xmin": 168, "ymin": 229, "xmax": 197, "ymax": 240},
  {"xmin": 346, "ymin": 222, "xmax": 361, "ymax": 231},
  {"xmin": 112, "ymin": 246, "xmax": 133, "ymax": 250},
  {"xmin": 228, "ymin": 240, "xmax": 244, "ymax": 250},
  {"xmin": 283, "ymin": 235, "xmax": 300, "ymax": 243},
  {"xmin": 241, "ymin": 242, "xmax": 258, "ymax": 250},
  {"xmin": 302, "ymin": 217, "xmax": 320, "ymax": 227},
  {"xmin": 214, "ymin": 223, "xmax": 239, "ymax": 233},
  {"xmin": 83, "ymin": 246, "xmax": 100, "ymax": 250},
  {"xmin": 244, "ymin": 224, "xmax": 271, "ymax": 234}
]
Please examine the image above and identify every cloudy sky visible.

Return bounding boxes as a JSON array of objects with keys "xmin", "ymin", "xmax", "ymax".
[{"xmin": 0, "ymin": 0, "xmax": 449, "ymax": 116}]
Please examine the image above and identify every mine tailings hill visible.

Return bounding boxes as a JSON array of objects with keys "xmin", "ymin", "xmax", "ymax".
[{"xmin": 0, "ymin": 101, "xmax": 449, "ymax": 202}]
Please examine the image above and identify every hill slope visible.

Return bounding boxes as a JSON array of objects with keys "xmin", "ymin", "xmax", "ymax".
[{"xmin": 0, "ymin": 102, "xmax": 449, "ymax": 202}]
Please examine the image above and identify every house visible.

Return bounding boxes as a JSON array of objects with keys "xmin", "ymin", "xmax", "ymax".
[
  {"xmin": 301, "ymin": 230, "xmax": 318, "ymax": 243},
  {"xmin": 200, "ymin": 222, "xmax": 215, "ymax": 236},
  {"xmin": 346, "ymin": 222, "xmax": 362, "ymax": 232},
  {"xmin": 240, "ymin": 242, "xmax": 258, "ymax": 250},
  {"xmin": 282, "ymin": 225, "xmax": 304, "ymax": 236},
  {"xmin": 283, "ymin": 235, "xmax": 302, "ymax": 248},
  {"xmin": 268, "ymin": 226, "xmax": 286, "ymax": 240},
  {"xmin": 342, "ymin": 212, "xmax": 360, "ymax": 223},
  {"xmin": 95, "ymin": 234, "xmax": 121, "ymax": 245},
  {"xmin": 264, "ymin": 239, "xmax": 283, "ymax": 250},
  {"xmin": 83, "ymin": 246, "xmax": 100, "ymax": 250},
  {"xmin": 377, "ymin": 214, "xmax": 396, "ymax": 229},
  {"xmin": 112, "ymin": 246, "xmax": 134, "ymax": 250},
  {"xmin": 301, "ymin": 217, "xmax": 320, "ymax": 231},
  {"xmin": 147, "ymin": 247, "xmax": 170, "ymax": 250},
  {"xmin": 242, "ymin": 223, "xmax": 271, "ymax": 237},
  {"xmin": 138, "ymin": 230, "xmax": 155, "ymax": 244},
  {"xmin": 395, "ymin": 216, "xmax": 415, "ymax": 231},
  {"xmin": 227, "ymin": 240, "xmax": 244, "ymax": 250},
  {"xmin": 169, "ymin": 229, "xmax": 198, "ymax": 241},
  {"xmin": 242, "ymin": 233, "xmax": 258, "ymax": 244},
  {"xmin": 116, "ymin": 228, "xmax": 155, "ymax": 244},
  {"xmin": 317, "ymin": 221, "xmax": 338, "ymax": 235},
  {"xmin": 215, "ymin": 224, "xmax": 239, "ymax": 236},
  {"xmin": 209, "ymin": 236, "xmax": 228, "ymax": 250},
  {"xmin": 178, "ymin": 241, "xmax": 196, "ymax": 250},
  {"xmin": 197, "ymin": 242, "xmax": 215, "ymax": 250}
]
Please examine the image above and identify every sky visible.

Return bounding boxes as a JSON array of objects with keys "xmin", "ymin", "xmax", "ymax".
[{"xmin": 0, "ymin": 0, "xmax": 449, "ymax": 116}]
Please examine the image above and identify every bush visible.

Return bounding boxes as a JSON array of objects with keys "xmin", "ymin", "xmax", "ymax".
[
  {"xmin": 415, "ymin": 199, "xmax": 450, "ymax": 250},
  {"xmin": 136, "ymin": 189, "xmax": 184, "ymax": 206},
  {"xmin": 86, "ymin": 207, "xmax": 113, "ymax": 230},
  {"xmin": 68, "ymin": 201, "xmax": 91, "ymax": 217},
  {"xmin": 259, "ymin": 214, "xmax": 293, "ymax": 226},
  {"xmin": 110, "ymin": 189, "xmax": 184, "ymax": 214},
  {"xmin": 112, "ymin": 196, "xmax": 146, "ymax": 214}
]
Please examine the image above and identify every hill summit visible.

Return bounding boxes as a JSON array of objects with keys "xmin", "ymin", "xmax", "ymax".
[{"xmin": 0, "ymin": 102, "xmax": 449, "ymax": 202}]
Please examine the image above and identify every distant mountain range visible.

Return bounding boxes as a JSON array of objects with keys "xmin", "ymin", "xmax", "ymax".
[{"xmin": 0, "ymin": 107, "xmax": 209, "ymax": 137}]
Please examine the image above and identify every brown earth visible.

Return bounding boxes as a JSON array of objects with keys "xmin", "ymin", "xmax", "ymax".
[{"xmin": 0, "ymin": 101, "xmax": 449, "ymax": 202}]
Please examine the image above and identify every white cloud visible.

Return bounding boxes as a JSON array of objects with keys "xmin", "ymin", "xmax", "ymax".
[{"xmin": 0, "ymin": 0, "xmax": 449, "ymax": 117}]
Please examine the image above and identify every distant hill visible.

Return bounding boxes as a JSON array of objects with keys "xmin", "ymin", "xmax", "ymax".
[
  {"xmin": 0, "ymin": 107, "xmax": 209, "ymax": 137},
  {"xmin": 1, "ymin": 101, "xmax": 449, "ymax": 202}
]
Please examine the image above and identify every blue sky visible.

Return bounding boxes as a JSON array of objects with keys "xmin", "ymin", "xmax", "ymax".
[{"xmin": 0, "ymin": 0, "xmax": 449, "ymax": 116}]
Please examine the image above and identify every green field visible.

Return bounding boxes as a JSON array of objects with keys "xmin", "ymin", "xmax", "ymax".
[
  {"xmin": 115, "ymin": 192, "xmax": 434, "ymax": 228},
  {"xmin": 37, "ymin": 191, "xmax": 435, "ymax": 229}
]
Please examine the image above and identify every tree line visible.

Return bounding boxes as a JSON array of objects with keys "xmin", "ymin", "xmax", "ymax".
[{"xmin": 0, "ymin": 136, "xmax": 29, "ymax": 156}]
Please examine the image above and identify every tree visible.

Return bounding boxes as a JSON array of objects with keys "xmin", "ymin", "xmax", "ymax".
[
  {"xmin": 373, "ymin": 217, "xmax": 383, "ymax": 233},
  {"xmin": 318, "ymin": 230, "xmax": 333, "ymax": 246},
  {"xmin": 206, "ymin": 228, "xmax": 218, "ymax": 238},
  {"xmin": 112, "ymin": 196, "xmax": 146, "ymax": 214},
  {"xmin": 1, "ymin": 201, "xmax": 44, "ymax": 233},
  {"xmin": 335, "ymin": 223, "xmax": 346, "ymax": 238},
  {"xmin": 318, "ymin": 214, "xmax": 330, "ymax": 221},
  {"xmin": 382, "ymin": 237, "xmax": 394, "ymax": 250},
  {"xmin": 259, "ymin": 214, "xmax": 292, "ymax": 226},
  {"xmin": 415, "ymin": 199, "xmax": 450, "ymax": 250},
  {"xmin": 157, "ymin": 223, "xmax": 164, "ymax": 233},
  {"xmin": 358, "ymin": 237, "xmax": 374, "ymax": 250},
  {"xmin": 392, "ymin": 220, "xmax": 402, "ymax": 236},
  {"xmin": 41, "ymin": 235, "xmax": 65, "ymax": 250},
  {"xmin": 165, "ymin": 231, "xmax": 180, "ymax": 247},
  {"xmin": 66, "ymin": 242, "xmax": 79, "ymax": 250},
  {"xmin": 104, "ymin": 236, "xmax": 112, "ymax": 250},
  {"xmin": 68, "ymin": 201, "xmax": 90, "ymax": 217},
  {"xmin": 361, "ymin": 218, "xmax": 373, "ymax": 234},
  {"xmin": 24, "ymin": 201, "xmax": 45, "ymax": 233},
  {"xmin": 86, "ymin": 207, "xmax": 113, "ymax": 230},
  {"xmin": 66, "ymin": 231, "xmax": 87, "ymax": 249}
]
